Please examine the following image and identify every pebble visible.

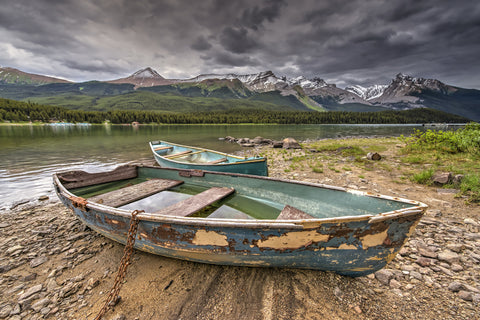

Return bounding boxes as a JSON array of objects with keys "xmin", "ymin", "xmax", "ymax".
[
  {"xmin": 30, "ymin": 256, "xmax": 48, "ymax": 268},
  {"xmin": 437, "ymin": 250, "xmax": 460, "ymax": 264}
]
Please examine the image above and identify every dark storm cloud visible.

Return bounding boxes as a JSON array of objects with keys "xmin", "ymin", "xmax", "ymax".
[
  {"xmin": 191, "ymin": 36, "xmax": 212, "ymax": 51},
  {"xmin": 219, "ymin": 27, "xmax": 259, "ymax": 54},
  {"xmin": 0, "ymin": 0, "xmax": 479, "ymax": 88},
  {"xmin": 239, "ymin": 0, "xmax": 287, "ymax": 30}
]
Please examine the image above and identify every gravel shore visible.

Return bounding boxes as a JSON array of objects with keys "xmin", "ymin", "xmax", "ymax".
[{"xmin": 0, "ymin": 141, "xmax": 479, "ymax": 320}]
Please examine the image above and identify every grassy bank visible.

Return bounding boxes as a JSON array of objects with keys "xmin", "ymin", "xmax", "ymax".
[{"xmin": 257, "ymin": 123, "xmax": 480, "ymax": 203}]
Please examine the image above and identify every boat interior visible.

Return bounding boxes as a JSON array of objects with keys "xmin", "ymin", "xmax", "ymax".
[{"xmin": 59, "ymin": 166, "xmax": 417, "ymax": 221}]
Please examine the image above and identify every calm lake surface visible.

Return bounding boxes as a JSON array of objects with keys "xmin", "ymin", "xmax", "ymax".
[{"xmin": 0, "ymin": 123, "xmax": 428, "ymax": 210}]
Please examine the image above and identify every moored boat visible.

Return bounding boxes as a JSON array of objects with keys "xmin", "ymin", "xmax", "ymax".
[
  {"xmin": 53, "ymin": 165, "xmax": 427, "ymax": 277},
  {"xmin": 149, "ymin": 140, "xmax": 268, "ymax": 176}
]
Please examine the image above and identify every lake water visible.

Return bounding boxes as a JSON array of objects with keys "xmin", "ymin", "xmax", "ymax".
[{"xmin": 0, "ymin": 123, "xmax": 427, "ymax": 210}]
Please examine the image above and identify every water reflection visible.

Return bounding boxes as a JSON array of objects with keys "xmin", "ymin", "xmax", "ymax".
[{"xmin": 0, "ymin": 123, "xmax": 427, "ymax": 210}]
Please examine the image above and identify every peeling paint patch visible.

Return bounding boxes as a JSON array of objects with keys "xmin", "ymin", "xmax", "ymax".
[
  {"xmin": 338, "ymin": 243, "xmax": 357, "ymax": 250},
  {"xmin": 366, "ymin": 256, "xmax": 383, "ymax": 261},
  {"xmin": 360, "ymin": 229, "xmax": 388, "ymax": 249},
  {"xmin": 348, "ymin": 267, "xmax": 373, "ymax": 272},
  {"xmin": 325, "ymin": 243, "xmax": 357, "ymax": 250},
  {"xmin": 139, "ymin": 244, "xmax": 157, "ymax": 254},
  {"xmin": 257, "ymin": 231, "xmax": 329, "ymax": 250},
  {"xmin": 192, "ymin": 230, "xmax": 228, "ymax": 246}
]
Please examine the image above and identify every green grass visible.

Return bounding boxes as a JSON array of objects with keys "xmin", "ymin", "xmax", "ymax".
[
  {"xmin": 412, "ymin": 168, "xmax": 435, "ymax": 185},
  {"xmin": 401, "ymin": 123, "xmax": 480, "ymax": 202}
]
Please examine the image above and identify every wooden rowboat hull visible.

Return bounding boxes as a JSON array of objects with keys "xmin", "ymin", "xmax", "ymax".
[
  {"xmin": 150, "ymin": 141, "xmax": 268, "ymax": 176},
  {"xmin": 53, "ymin": 165, "xmax": 427, "ymax": 277}
]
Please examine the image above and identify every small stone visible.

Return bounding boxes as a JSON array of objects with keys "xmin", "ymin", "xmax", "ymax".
[
  {"xmin": 38, "ymin": 195, "xmax": 49, "ymax": 201},
  {"xmin": 0, "ymin": 305, "xmax": 13, "ymax": 318},
  {"xmin": 87, "ymin": 278, "xmax": 100, "ymax": 289},
  {"xmin": 418, "ymin": 248, "xmax": 438, "ymax": 259},
  {"xmin": 410, "ymin": 271, "xmax": 423, "ymax": 281},
  {"xmin": 333, "ymin": 287, "xmax": 343, "ymax": 300},
  {"xmin": 22, "ymin": 273, "xmax": 37, "ymax": 282},
  {"xmin": 366, "ymin": 152, "xmax": 381, "ymax": 161},
  {"xmin": 6, "ymin": 245, "xmax": 24, "ymax": 255},
  {"xmin": 431, "ymin": 172, "xmax": 452, "ymax": 186},
  {"xmin": 31, "ymin": 298, "xmax": 51, "ymax": 312},
  {"xmin": 453, "ymin": 174, "xmax": 464, "ymax": 185},
  {"xmin": 446, "ymin": 243, "xmax": 464, "ymax": 253},
  {"xmin": 375, "ymin": 269, "xmax": 394, "ymax": 285},
  {"xmin": 18, "ymin": 284, "xmax": 43, "ymax": 301},
  {"xmin": 10, "ymin": 304, "xmax": 20, "ymax": 316},
  {"xmin": 0, "ymin": 223, "xmax": 10, "ymax": 228},
  {"xmin": 451, "ymin": 264, "xmax": 464, "ymax": 272},
  {"xmin": 416, "ymin": 257, "xmax": 432, "ymax": 267},
  {"xmin": 458, "ymin": 290, "xmax": 473, "ymax": 301},
  {"xmin": 464, "ymin": 218, "xmax": 478, "ymax": 226},
  {"xmin": 472, "ymin": 294, "xmax": 480, "ymax": 304},
  {"xmin": 111, "ymin": 314, "xmax": 127, "ymax": 320},
  {"xmin": 448, "ymin": 281, "xmax": 465, "ymax": 292},
  {"xmin": 389, "ymin": 279, "xmax": 401, "ymax": 289},
  {"xmin": 30, "ymin": 256, "xmax": 48, "ymax": 268},
  {"xmin": 437, "ymin": 250, "xmax": 460, "ymax": 264}
]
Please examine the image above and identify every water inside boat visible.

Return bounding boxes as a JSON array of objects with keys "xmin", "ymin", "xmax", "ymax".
[
  {"xmin": 72, "ymin": 168, "xmax": 414, "ymax": 220},
  {"xmin": 71, "ymin": 178, "xmax": 282, "ymax": 220}
]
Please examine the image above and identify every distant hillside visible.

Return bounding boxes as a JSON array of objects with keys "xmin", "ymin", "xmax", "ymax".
[
  {"xmin": 0, "ymin": 67, "xmax": 478, "ymax": 120},
  {"xmin": 0, "ymin": 67, "xmax": 70, "ymax": 85},
  {"xmin": 25, "ymin": 90, "xmax": 298, "ymax": 113}
]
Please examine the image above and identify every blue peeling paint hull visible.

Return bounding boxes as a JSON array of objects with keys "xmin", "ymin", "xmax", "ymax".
[{"xmin": 54, "ymin": 165, "xmax": 427, "ymax": 277}]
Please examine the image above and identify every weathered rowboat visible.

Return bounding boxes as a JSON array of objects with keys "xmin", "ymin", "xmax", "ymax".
[
  {"xmin": 149, "ymin": 140, "xmax": 268, "ymax": 176},
  {"xmin": 53, "ymin": 165, "xmax": 427, "ymax": 277}
]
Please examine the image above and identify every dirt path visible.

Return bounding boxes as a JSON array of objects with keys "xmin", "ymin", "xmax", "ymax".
[{"xmin": 0, "ymin": 139, "xmax": 479, "ymax": 320}]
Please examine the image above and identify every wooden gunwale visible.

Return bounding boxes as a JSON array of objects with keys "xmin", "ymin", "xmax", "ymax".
[{"xmin": 53, "ymin": 166, "xmax": 427, "ymax": 228}]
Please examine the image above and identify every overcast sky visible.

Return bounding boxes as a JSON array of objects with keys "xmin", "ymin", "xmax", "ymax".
[{"xmin": 1, "ymin": 0, "xmax": 479, "ymax": 89}]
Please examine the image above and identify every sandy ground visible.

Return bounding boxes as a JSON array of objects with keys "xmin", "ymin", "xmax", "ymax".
[{"xmin": 0, "ymin": 139, "xmax": 479, "ymax": 320}]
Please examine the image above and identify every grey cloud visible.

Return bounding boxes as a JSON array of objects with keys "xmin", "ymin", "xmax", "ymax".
[
  {"xmin": 0, "ymin": 0, "xmax": 479, "ymax": 89},
  {"xmin": 205, "ymin": 51, "xmax": 261, "ymax": 67},
  {"xmin": 219, "ymin": 27, "xmax": 259, "ymax": 53},
  {"xmin": 239, "ymin": 0, "xmax": 287, "ymax": 30},
  {"xmin": 191, "ymin": 36, "xmax": 212, "ymax": 51}
]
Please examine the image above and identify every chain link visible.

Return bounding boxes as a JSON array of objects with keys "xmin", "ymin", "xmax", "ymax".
[{"xmin": 94, "ymin": 209, "xmax": 143, "ymax": 320}]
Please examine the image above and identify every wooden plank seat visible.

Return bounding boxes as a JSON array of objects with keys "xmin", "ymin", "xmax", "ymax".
[
  {"xmin": 205, "ymin": 157, "xmax": 228, "ymax": 164},
  {"xmin": 276, "ymin": 205, "xmax": 314, "ymax": 220},
  {"xmin": 154, "ymin": 146, "xmax": 174, "ymax": 151},
  {"xmin": 88, "ymin": 178, "xmax": 183, "ymax": 207},
  {"xmin": 154, "ymin": 187, "xmax": 235, "ymax": 217},
  {"xmin": 163, "ymin": 150, "xmax": 193, "ymax": 159}
]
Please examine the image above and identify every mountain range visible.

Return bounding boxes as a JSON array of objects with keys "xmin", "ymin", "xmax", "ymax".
[{"xmin": 0, "ymin": 66, "xmax": 479, "ymax": 120}]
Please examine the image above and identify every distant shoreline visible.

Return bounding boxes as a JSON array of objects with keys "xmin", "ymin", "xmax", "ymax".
[{"xmin": 0, "ymin": 121, "xmax": 469, "ymax": 127}]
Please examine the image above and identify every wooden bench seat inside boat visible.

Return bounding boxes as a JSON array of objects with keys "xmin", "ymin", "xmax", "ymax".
[
  {"xmin": 154, "ymin": 146, "xmax": 174, "ymax": 151},
  {"xmin": 88, "ymin": 178, "xmax": 183, "ymax": 207},
  {"xmin": 163, "ymin": 150, "xmax": 193, "ymax": 159},
  {"xmin": 276, "ymin": 205, "xmax": 314, "ymax": 220},
  {"xmin": 154, "ymin": 187, "xmax": 235, "ymax": 217},
  {"xmin": 205, "ymin": 157, "xmax": 228, "ymax": 164}
]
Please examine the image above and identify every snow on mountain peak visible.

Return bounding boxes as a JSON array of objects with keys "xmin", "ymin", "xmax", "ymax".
[
  {"xmin": 345, "ymin": 84, "xmax": 388, "ymax": 100},
  {"xmin": 131, "ymin": 67, "xmax": 164, "ymax": 79}
]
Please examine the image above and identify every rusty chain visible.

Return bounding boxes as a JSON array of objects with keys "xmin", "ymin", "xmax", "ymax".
[{"xmin": 94, "ymin": 209, "xmax": 144, "ymax": 320}]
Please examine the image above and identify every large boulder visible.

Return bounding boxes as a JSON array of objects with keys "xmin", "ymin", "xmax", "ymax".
[{"xmin": 282, "ymin": 138, "xmax": 301, "ymax": 149}]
